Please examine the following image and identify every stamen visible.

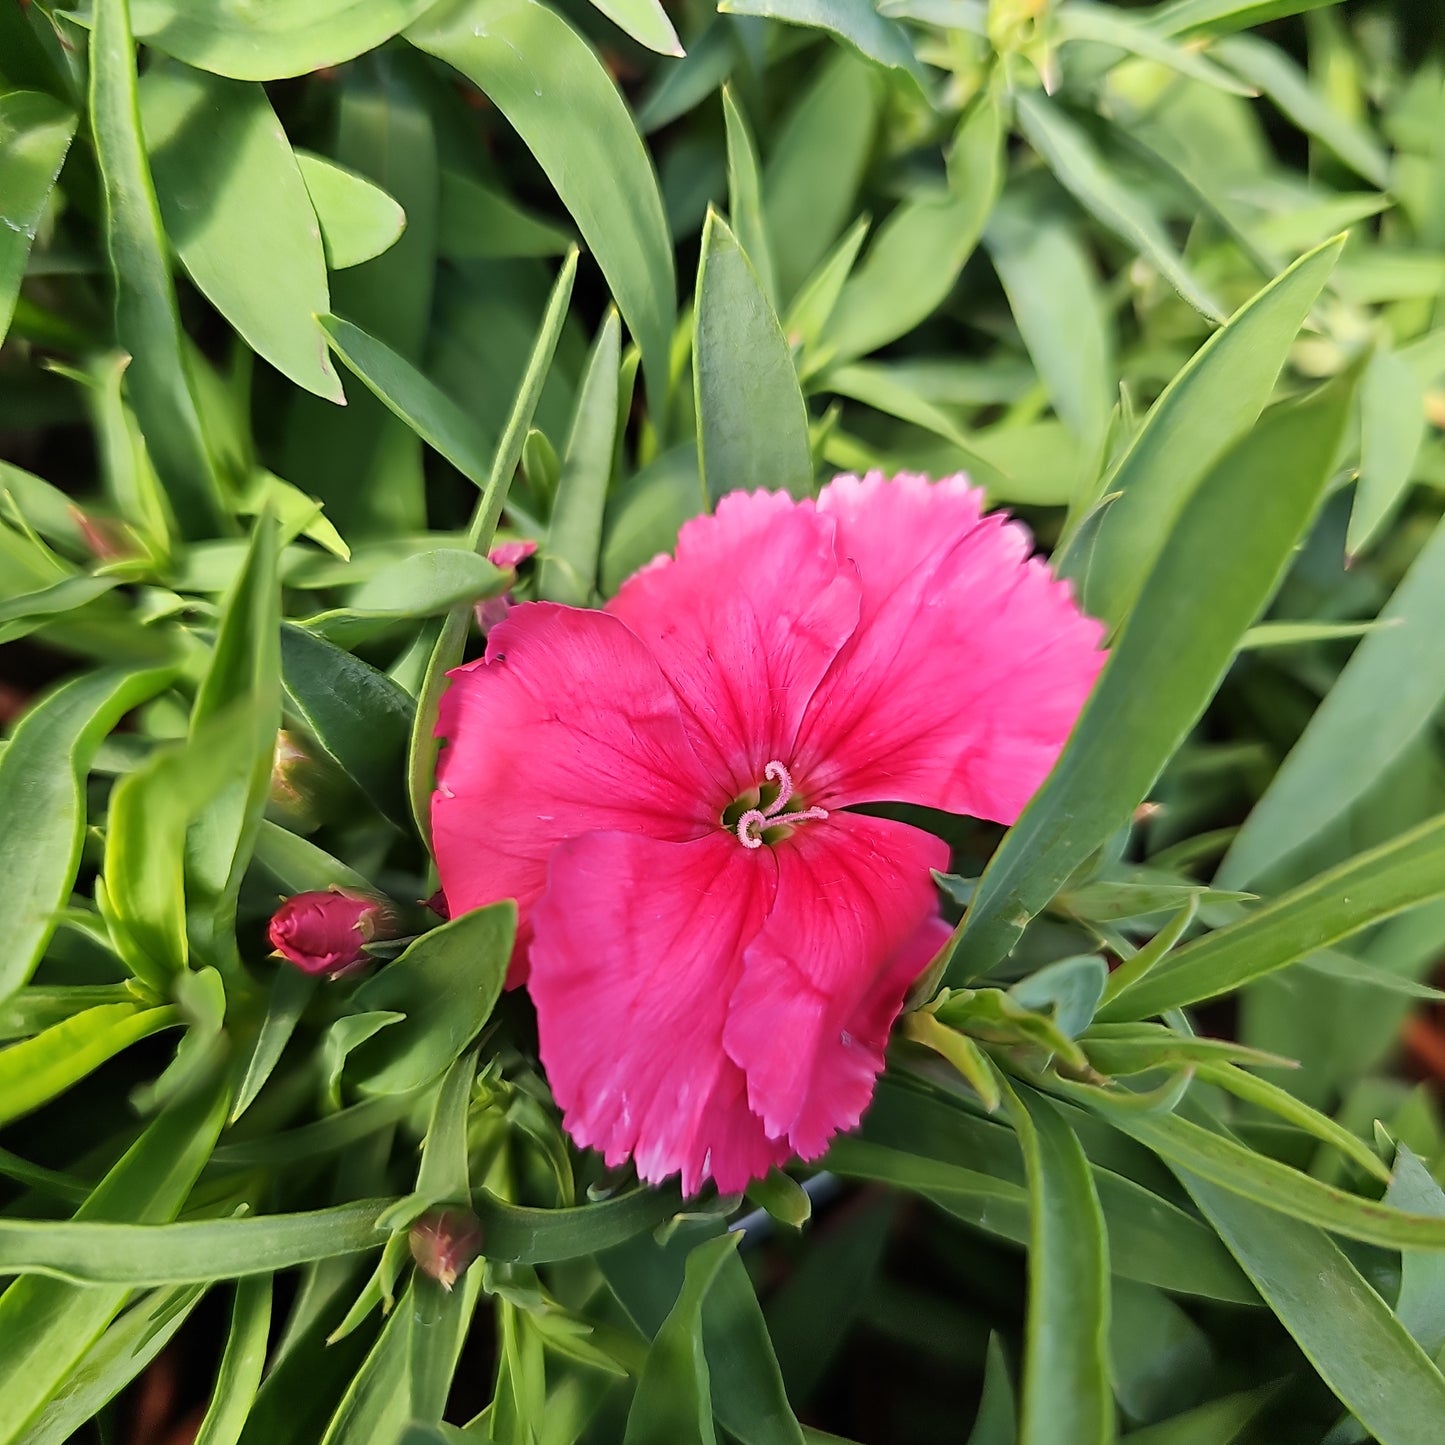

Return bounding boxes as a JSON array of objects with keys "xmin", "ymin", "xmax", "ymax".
[{"xmin": 736, "ymin": 759, "xmax": 828, "ymax": 848}]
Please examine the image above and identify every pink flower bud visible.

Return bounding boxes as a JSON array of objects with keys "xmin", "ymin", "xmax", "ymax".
[
  {"xmin": 409, "ymin": 1207, "xmax": 483, "ymax": 1290},
  {"xmin": 267, "ymin": 888, "xmax": 398, "ymax": 976},
  {"xmin": 474, "ymin": 540, "xmax": 538, "ymax": 638},
  {"xmin": 488, "ymin": 539, "xmax": 537, "ymax": 573}
]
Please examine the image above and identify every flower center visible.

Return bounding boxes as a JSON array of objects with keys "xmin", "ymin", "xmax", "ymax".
[{"xmin": 733, "ymin": 761, "xmax": 828, "ymax": 849}]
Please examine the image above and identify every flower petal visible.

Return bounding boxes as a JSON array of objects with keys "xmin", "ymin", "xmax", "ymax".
[
  {"xmin": 723, "ymin": 813, "xmax": 949, "ymax": 1159},
  {"xmin": 797, "ymin": 472, "xmax": 1105, "ymax": 822},
  {"xmin": 432, "ymin": 604, "xmax": 713, "ymax": 972},
  {"xmin": 529, "ymin": 831, "xmax": 790, "ymax": 1196},
  {"xmin": 606, "ymin": 489, "xmax": 859, "ymax": 798}
]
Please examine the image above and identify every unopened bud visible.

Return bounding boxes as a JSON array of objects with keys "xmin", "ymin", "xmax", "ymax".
[
  {"xmin": 266, "ymin": 730, "xmax": 329, "ymax": 833},
  {"xmin": 489, "ymin": 539, "xmax": 537, "ymax": 575},
  {"xmin": 475, "ymin": 539, "xmax": 538, "ymax": 636},
  {"xmin": 267, "ymin": 887, "xmax": 399, "ymax": 976},
  {"xmin": 409, "ymin": 1207, "xmax": 483, "ymax": 1290}
]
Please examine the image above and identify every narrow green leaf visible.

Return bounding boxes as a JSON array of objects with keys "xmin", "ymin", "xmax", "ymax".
[
  {"xmin": 1182, "ymin": 1172, "xmax": 1445, "ymax": 1445},
  {"xmin": 301, "ymin": 549, "xmax": 505, "ymax": 646},
  {"xmin": 318, "ymin": 1286, "xmax": 411, "ymax": 1445},
  {"xmin": 0, "ymin": 666, "xmax": 175, "ymax": 1003},
  {"xmin": 1107, "ymin": 1278, "xmax": 1213, "ymax": 1427},
  {"xmin": 0, "ymin": 90, "xmax": 76, "ymax": 345},
  {"xmin": 723, "ymin": 86, "xmax": 775, "ymax": 303},
  {"xmin": 194, "ymin": 1277, "xmax": 273, "ymax": 1445},
  {"xmin": 785, "ymin": 216, "xmax": 869, "ymax": 361},
  {"xmin": 321, "ymin": 314, "xmax": 494, "ymax": 486},
  {"xmin": 252, "ymin": 820, "xmax": 374, "ymax": 894},
  {"xmin": 1238, "ymin": 619, "xmax": 1384, "ymax": 649},
  {"xmin": 1056, "ymin": 4, "xmax": 1255, "ymax": 94},
  {"xmin": 624, "ymin": 1233, "xmax": 740, "ymax": 1445},
  {"xmin": 1117, "ymin": 1387, "xmax": 1277, "ymax": 1445},
  {"xmin": 1214, "ymin": 35, "xmax": 1391, "ymax": 188},
  {"xmin": 409, "ymin": 1270, "xmax": 483, "ymax": 1426},
  {"xmin": 230, "ymin": 967, "xmax": 317, "ymax": 1122},
  {"xmin": 695, "ymin": 209, "xmax": 812, "ymax": 503},
  {"xmin": 476, "ymin": 1185, "xmax": 683, "ymax": 1267},
  {"xmin": 0, "ymin": 1199, "xmax": 390, "ymax": 1285},
  {"xmin": 0, "ymin": 462, "xmax": 89, "ymax": 556},
  {"xmin": 1151, "ymin": 0, "xmax": 1342, "ymax": 35},
  {"xmin": 827, "ymin": 92, "xmax": 1003, "ymax": 360},
  {"xmin": 762, "ymin": 52, "xmax": 879, "ymax": 303},
  {"xmin": 407, "ymin": 0, "xmax": 674, "ymax": 419},
  {"xmin": 852, "ymin": 1081, "xmax": 1254, "ymax": 1301},
  {"xmin": 1220, "ymin": 514, "xmax": 1445, "ymax": 890},
  {"xmin": 25, "ymin": 1284, "xmax": 206, "ymax": 1445},
  {"xmin": 902, "ymin": 1012, "xmax": 1002, "ymax": 1111},
  {"xmin": 345, "ymin": 903, "xmax": 515, "ymax": 1095},
  {"xmin": 582, "ymin": 0, "xmax": 682, "ymax": 56},
  {"xmin": 704, "ymin": 1250, "xmax": 807, "ymax": 1445},
  {"xmin": 1297, "ymin": 948, "xmax": 1445, "ymax": 1001},
  {"xmin": 718, "ymin": 0, "xmax": 925, "ymax": 84},
  {"xmin": 416, "ymin": 1051, "xmax": 479, "ymax": 1214},
  {"xmin": 188, "ymin": 509, "xmax": 281, "ymax": 959},
  {"xmin": 599, "ymin": 443, "xmax": 703, "ymax": 594},
  {"xmin": 601, "ymin": 1221, "xmax": 806, "ymax": 1445},
  {"xmin": 818, "ymin": 363, "xmax": 1008, "ymax": 491},
  {"xmin": 282, "ymin": 54, "xmax": 438, "ymax": 538},
  {"xmin": 1350, "ymin": 346, "xmax": 1427, "ymax": 556},
  {"xmin": 950, "ymin": 380, "xmax": 1352, "ymax": 982},
  {"xmin": 1386, "ymin": 1144, "xmax": 1445, "ymax": 1359},
  {"xmin": 986, "ymin": 194, "xmax": 1112, "ymax": 454},
  {"xmin": 213, "ymin": 1096, "xmax": 412, "ymax": 1170},
  {"xmin": 1068, "ymin": 236, "xmax": 1342, "ymax": 622},
  {"xmin": 437, "ymin": 168, "xmax": 571, "ymax": 260},
  {"xmin": 1102, "ymin": 1109, "xmax": 1445, "ymax": 1252},
  {"xmin": 1014, "ymin": 92, "xmax": 1222, "ymax": 323},
  {"xmin": 1081, "ymin": 1022, "xmax": 1290, "ymax": 1077},
  {"xmin": 125, "ymin": 0, "xmax": 438, "ymax": 80},
  {"xmin": 0, "ymin": 1150, "xmax": 86, "ymax": 1207},
  {"xmin": 406, "ymin": 251, "xmax": 577, "ymax": 844},
  {"xmin": 1192, "ymin": 1062, "xmax": 1389, "ymax": 1183},
  {"xmin": 0, "ymin": 1003, "xmax": 179, "ymax": 1129},
  {"xmin": 540, "ymin": 310, "xmax": 621, "ymax": 606},
  {"xmin": 0, "ymin": 575, "xmax": 122, "ymax": 645},
  {"xmin": 102, "ymin": 702, "xmax": 257, "ymax": 986},
  {"xmin": 0, "ymin": 1078, "xmax": 227, "ymax": 1444},
  {"xmin": 1, "ymin": 984, "xmax": 138, "ymax": 1044},
  {"xmin": 297, "ymin": 152, "xmax": 406, "ymax": 270},
  {"xmin": 141, "ymin": 67, "xmax": 341, "ymax": 401},
  {"xmin": 1106, "ymin": 812, "xmax": 1445, "ymax": 1020},
  {"xmin": 1002, "ymin": 1082, "xmax": 1113, "ymax": 1445},
  {"xmin": 966, "ymin": 1334, "xmax": 1017, "ymax": 1445},
  {"xmin": 280, "ymin": 622, "xmax": 415, "ymax": 829},
  {"xmin": 89, "ymin": 0, "xmax": 224, "ymax": 537}
]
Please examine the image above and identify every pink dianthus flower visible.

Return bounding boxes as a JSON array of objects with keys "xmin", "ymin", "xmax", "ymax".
[{"xmin": 432, "ymin": 473, "xmax": 1104, "ymax": 1195}]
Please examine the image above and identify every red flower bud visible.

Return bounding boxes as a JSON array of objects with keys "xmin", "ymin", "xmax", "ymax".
[
  {"xmin": 409, "ymin": 1207, "xmax": 483, "ymax": 1290},
  {"xmin": 267, "ymin": 888, "xmax": 398, "ymax": 976}
]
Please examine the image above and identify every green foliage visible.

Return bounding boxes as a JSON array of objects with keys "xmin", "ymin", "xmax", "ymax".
[{"xmin": 3, "ymin": 0, "xmax": 1445, "ymax": 1440}]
